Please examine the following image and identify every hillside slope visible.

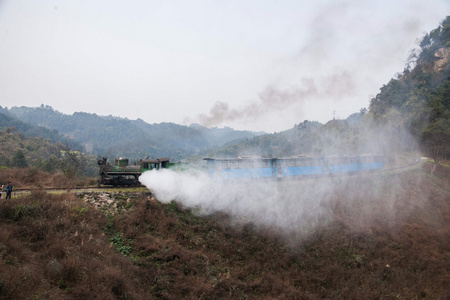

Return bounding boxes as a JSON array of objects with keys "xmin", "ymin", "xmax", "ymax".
[
  {"xmin": 0, "ymin": 111, "xmax": 84, "ymax": 152},
  {"xmin": 0, "ymin": 128, "xmax": 60, "ymax": 169},
  {"xmin": 0, "ymin": 165, "xmax": 449, "ymax": 299},
  {"xmin": 1, "ymin": 106, "xmax": 261, "ymax": 161},
  {"xmin": 369, "ymin": 16, "xmax": 450, "ymax": 162}
]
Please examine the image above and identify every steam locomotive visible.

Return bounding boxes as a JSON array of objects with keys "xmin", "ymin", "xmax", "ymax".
[
  {"xmin": 204, "ymin": 154, "xmax": 384, "ymax": 180},
  {"xmin": 98, "ymin": 157, "xmax": 172, "ymax": 186}
]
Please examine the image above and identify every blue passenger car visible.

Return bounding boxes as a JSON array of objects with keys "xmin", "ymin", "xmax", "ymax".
[
  {"xmin": 204, "ymin": 157, "xmax": 275, "ymax": 179},
  {"xmin": 204, "ymin": 154, "xmax": 384, "ymax": 180},
  {"xmin": 326, "ymin": 155, "xmax": 360, "ymax": 174},
  {"xmin": 277, "ymin": 156, "xmax": 324, "ymax": 177},
  {"xmin": 359, "ymin": 154, "xmax": 384, "ymax": 171}
]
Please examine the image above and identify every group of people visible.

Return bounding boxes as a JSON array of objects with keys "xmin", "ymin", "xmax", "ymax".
[{"xmin": 0, "ymin": 182, "xmax": 13, "ymax": 199}]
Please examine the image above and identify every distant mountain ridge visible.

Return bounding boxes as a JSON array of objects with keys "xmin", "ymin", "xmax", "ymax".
[{"xmin": 0, "ymin": 105, "xmax": 263, "ymax": 161}]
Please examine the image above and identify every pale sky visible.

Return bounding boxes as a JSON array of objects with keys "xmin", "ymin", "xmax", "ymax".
[{"xmin": 0, "ymin": 1, "xmax": 449, "ymax": 132}]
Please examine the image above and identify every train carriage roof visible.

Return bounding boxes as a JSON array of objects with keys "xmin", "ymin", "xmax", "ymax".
[
  {"xmin": 203, "ymin": 156, "xmax": 274, "ymax": 162},
  {"xmin": 277, "ymin": 155, "xmax": 323, "ymax": 161},
  {"xmin": 140, "ymin": 158, "xmax": 170, "ymax": 164},
  {"xmin": 204, "ymin": 154, "xmax": 383, "ymax": 162}
]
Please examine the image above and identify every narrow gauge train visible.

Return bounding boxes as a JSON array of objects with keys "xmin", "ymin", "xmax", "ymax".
[
  {"xmin": 98, "ymin": 157, "xmax": 171, "ymax": 186},
  {"xmin": 203, "ymin": 154, "xmax": 384, "ymax": 180}
]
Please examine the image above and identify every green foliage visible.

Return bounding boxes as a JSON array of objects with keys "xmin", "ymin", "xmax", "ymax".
[
  {"xmin": 71, "ymin": 206, "xmax": 88, "ymax": 217},
  {"xmin": 34, "ymin": 154, "xmax": 60, "ymax": 172},
  {"xmin": 12, "ymin": 150, "xmax": 28, "ymax": 168},
  {"xmin": 421, "ymin": 117, "xmax": 450, "ymax": 163},
  {"xmin": 109, "ymin": 232, "xmax": 132, "ymax": 256},
  {"xmin": 0, "ymin": 128, "xmax": 57, "ymax": 168},
  {"xmin": 368, "ymin": 16, "xmax": 450, "ymax": 159},
  {"xmin": 57, "ymin": 149, "xmax": 88, "ymax": 180},
  {"xmin": 0, "ymin": 128, "xmax": 99, "ymax": 178}
]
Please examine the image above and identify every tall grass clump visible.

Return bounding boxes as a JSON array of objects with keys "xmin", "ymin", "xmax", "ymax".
[{"xmin": 0, "ymin": 191, "xmax": 148, "ymax": 299}]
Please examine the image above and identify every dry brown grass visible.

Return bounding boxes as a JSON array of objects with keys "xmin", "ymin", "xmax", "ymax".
[
  {"xmin": 0, "ymin": 167, "xmax": 96, "ymax": 189},
  {"xmin": 0, "ymin": 165, "xmax": 449, "ymax": 299}
]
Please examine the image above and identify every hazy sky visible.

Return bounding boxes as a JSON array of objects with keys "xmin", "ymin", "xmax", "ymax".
[{"xmin": 0, "ymin": 1, "xmax": 449, "ymax": 132}]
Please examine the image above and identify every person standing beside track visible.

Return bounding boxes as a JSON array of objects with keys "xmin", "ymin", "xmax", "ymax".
[
  {"xmin": 5, "ymin": 182, "xmax": 12, "ymax": 199},
  {"xmin": 0, "ymin": 185, "xmax": 3, "ymax": 198}
]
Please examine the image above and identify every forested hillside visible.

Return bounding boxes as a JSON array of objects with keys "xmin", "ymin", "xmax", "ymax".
[
  {"xmin": 1, "ymin": 106, "xmax": 261, "ymax": 161},
  {"xmin": 369, "ymin": 16, "xmax": 450, "ymax": 163},
  {"xmin": 0, "ymin": 127, "xmax": 98, "ymax": 178},
  {"xmin": 0, "ymin": 128, "xmax": 56, "ymax": 169},
  {"xmin": 0, "ymin": 111, "xmax": 84, "ymax": 152},
  {"xmin": 211, "ymin": 110, "xmax": 403, "ymax": 158}
]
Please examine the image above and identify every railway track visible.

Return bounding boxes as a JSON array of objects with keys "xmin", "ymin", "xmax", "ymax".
[
  {"xmin": 378, "ymin": 156, "xmax": 423, "ymax": 174},
  {"xmin": 11, "ymin": 185, "xmax": 148, "ymax": 195}
]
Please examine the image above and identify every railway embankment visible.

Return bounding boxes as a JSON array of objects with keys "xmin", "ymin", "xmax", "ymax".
[{"xmin": 76, "ymin": 190, "xmax": 154, "ymax": 214}]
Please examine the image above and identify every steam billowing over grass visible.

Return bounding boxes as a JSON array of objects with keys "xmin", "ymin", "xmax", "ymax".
[
  {"xmin": 139, "ymin": 120, "xmax": 422, "ymax": 243},
  {"xmin": 139, "ymin": 154, "xmax": 424, "ymax": 246},
  {"xmin": 1, "ymin": 163, "xmax": 449, "ymax": 298}
]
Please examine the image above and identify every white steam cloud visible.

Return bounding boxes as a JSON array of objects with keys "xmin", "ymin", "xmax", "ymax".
[
  {"xmin": 140, "ymin": 168, "xmax": 342, "ymax": 234},
  {"xmin": 139, "ymin": 123, "xmax": 421, "ymax": 240}
]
